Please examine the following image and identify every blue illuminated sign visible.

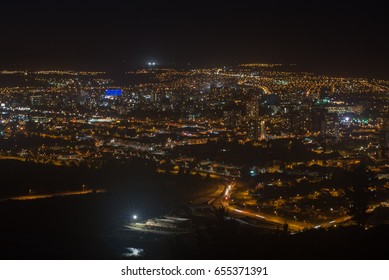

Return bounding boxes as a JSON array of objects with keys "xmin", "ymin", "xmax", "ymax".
[{"xmin": 105, "ymin": 89, "xmax": 122, "ymax": 96}]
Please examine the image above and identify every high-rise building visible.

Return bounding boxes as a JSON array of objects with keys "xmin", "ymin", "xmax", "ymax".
[
  {"xmin": 244, "ymin": 95, "xmax": 261, "ymax": 140},
  {"xmin": 288, "ymin": 108, "xmax": 310, "ymax": 135},
  {"xmin": 260, "ymin": 120, "xmax": 267, "ymax": 140},
  {"xmin": 311, "ymin": 107, "xmax": 327, "ymax": 133},
  {"xmin": 247, "ymin": 119, "xmax": 260, "ymax": 140},
  {"xmin": 30, "ymin": 95, "xmax": 43, "ymax": 107},
  {"xmin": 246, "ymin": 96, "xmax": 259, "ymax": 119},
  {"xmin": 381, "ymin": 118, "xmax": 389, "ymax": 159},
  {"xmin": 321, "ymin": 113, "xmax": 339, "ymax": 136},
  {"xmin": 223, "ymin": 109, "xmax": 242, "ymax": 128}
]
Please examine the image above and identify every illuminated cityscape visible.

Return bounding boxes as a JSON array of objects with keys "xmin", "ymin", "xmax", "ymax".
[{"xmin": 0, "ymin": 0, "xmax": 388, "ymax": 259}]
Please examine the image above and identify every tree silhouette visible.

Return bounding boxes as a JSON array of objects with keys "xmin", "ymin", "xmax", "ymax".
[
  {"xmin": 214, "ymin": 205, "xmax": 229, "ymax": 224},
  {"xmin": 282, "ymin": 222, "xmax": 289, "ymax": 236}
]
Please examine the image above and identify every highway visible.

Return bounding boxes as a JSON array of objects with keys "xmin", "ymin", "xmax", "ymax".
[
  {"xmin": 222, "ymin": 202, "xmax": 306, "ymax": 232},
  {"xmin": 206, "ymin": 182, "xmax": 306, "ymax": 231},
  {"xmin": 210, "ymin": 181, "xmax": 356, "ymax": 232}
]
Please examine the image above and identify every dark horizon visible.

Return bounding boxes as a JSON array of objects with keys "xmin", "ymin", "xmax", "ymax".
[{"xmin": 1, "ymin": 0, "xmax": 389, "ymax": 78}]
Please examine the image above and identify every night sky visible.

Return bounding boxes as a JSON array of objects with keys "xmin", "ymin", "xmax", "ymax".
[{"xmin": 1, "ymin": 0, "xmax": 388, "ymax": 77}]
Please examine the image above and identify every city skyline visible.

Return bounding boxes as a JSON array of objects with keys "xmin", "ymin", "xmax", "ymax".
[
  {"xmin": 1, "ymin": 64, "xmax": 388, "ymax": 259},
  {"xmin": 1, "ymin": 0, "xmax": 389, "ymax": 260}
]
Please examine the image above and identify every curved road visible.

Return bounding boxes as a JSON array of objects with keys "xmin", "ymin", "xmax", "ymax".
[{"xmin": 210, "ymin": 182, "xmax": 353, "ymax": 232}]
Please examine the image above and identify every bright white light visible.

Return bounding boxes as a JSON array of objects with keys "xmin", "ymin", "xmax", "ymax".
[
  {"xmin": 132, "ymin": 215, "xmax": 138, "ymax": 220},
  {"xmin": 148, "ymin": 62, "xmax": 151, "ymax": 66},
  {"xmin": 152, "ymin": 62, "xmax": 156, "ymax": 65},
  {"xmin": 123, "ymin": 247, "xmax": 144, "ymax": 257}
]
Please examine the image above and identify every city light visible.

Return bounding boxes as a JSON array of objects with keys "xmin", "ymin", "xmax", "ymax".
[
  {"xmin": 0, "ymin": 57, "xmax": 388, "ymax": 261},
  {"xmin": 1, "ymin": 0, "xmax": 388, "ymax": 264}
]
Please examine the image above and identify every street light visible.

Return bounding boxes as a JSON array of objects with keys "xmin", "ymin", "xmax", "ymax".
[{"xmin": 132, "ymin": 215, "xmax": 138, "ymax": 220}]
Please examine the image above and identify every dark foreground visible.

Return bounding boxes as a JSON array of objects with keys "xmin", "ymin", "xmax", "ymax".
[
  {"xmin": 1, "ymin": 160, "xmax": 389, "ymax": 259},
  {"xmin": 1, "ymin": 193, "xmax": 389, "ymax": 260}
]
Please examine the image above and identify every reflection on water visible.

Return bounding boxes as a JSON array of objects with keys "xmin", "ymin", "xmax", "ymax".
[{"xmin": 122, "ymin": 247, "xmax": 144, "ymax": 257}]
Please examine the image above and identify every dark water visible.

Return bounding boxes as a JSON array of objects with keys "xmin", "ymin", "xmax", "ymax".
[{"xmin": 0, "ymin": 159, "xmax": 215, "ymax": 259}]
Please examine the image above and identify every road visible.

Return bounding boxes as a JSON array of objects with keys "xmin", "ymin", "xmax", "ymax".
[
  {"xmin": 208, "ymin": 182, "xmax": 307, "ymax": 231},
  {"xmin": 190, "ymin": 183, "xmax": 225, "ymax": 205},
  {"xmin": 211, "ymin": 181, "xmax": 356, "ymax": 232},
  {"xmin": 222, "ymin": 202, "xmax": 307, "ymax": 232},
  {"xmin": 0, "ymin": 155, "xmax": 26, "ymax": 161},
  {"xmin": 190, "ymin": 177, "xmax": 380, "ymax": 232},
  {"xmin": 0, "ymin": 189, "xmax": 106, "ymax": 202}
]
